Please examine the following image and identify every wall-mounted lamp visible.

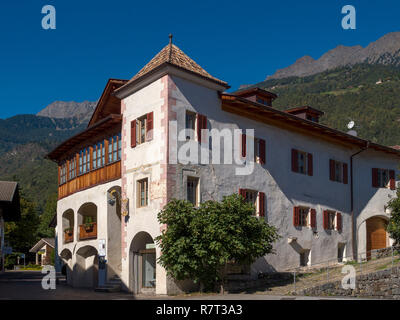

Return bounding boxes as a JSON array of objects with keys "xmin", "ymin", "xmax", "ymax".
[{"xmin": 288, "ymin": 237, "xmax": 298, "ymax": 244}]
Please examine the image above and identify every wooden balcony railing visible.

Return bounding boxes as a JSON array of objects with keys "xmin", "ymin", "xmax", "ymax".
[
  {"xmin": 79, "ymin": 222, "xmax": 97, "ymax": 241},
  {"xmin": 58, "ymin": 161, "xmax": 121, "ymax": 199},
  {"xmin": 64, "ymin": 230, "xmax": 74, "ymax": 244}
]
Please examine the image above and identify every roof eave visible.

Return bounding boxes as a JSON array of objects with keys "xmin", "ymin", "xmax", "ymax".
[
  {"xmin": 114, "ymin": 62, "xmax": 230, "ymax": 100},
  {"xmin": 221, "ymin": 94, "xmax": 400, "ymax": 158},
  {"xmin": 87, "ymin": 79, "xmax": 128, "ymax": 128},
  {"xmin": 46, "ymin": 114, "xmax": 122, "ymax": 162}
]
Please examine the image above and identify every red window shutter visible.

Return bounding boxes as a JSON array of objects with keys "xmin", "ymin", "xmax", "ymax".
[
  {"xmin": 196, "ymin": 114, "xmax": 207, "ymax": 143},
  {"xmin": 310, "ymin": 209, "xmax": 316, "ymax": 229},
  {"xmin": 197, "ymin": 114, "xmax": 201, "ymax": 142},
  {"xmin": 323, "ymin": 210, "xmax": 328, "ymax": 230},
  {"xmin": 202, "ymin": 115, "xmax": 207, "ymax": 131},
  {"xmin": 293, "ymin": 206, "xmax": 300, "ymax": 227},
  {"xmin": 343, "ymin": 163, "xmax": 348, "ymax": 184},
  {"xmin": 336, "ymin": 212, "xmax": 342, "ymax": 232},
  {"xmin": 390, "ymin": 170, "xmax": 396, "ymax": 190},
  {"xmin": 259, "ymin": 139, "xmax": 266, "ymax": 165},
  {"xmin": 307, "ymin": 153, "xmax": 313, "ymax": 176},
  {"xmin": 372, "ymin": 168, "xmax": 379, "ymax": 188},
  {"xmin": 329, "ymin": 159, "xmax": 335, "ymax": 181},
  {"xmin": 259, "ymin": 192, "xmax": 265, "ymax": 217},
  {"xmin": 241, "ymin": 133, "xmax": 247, "ymax": 157},
  {"xmin": 239, "ymin": 188, "xmax": 246, "ymax": 200},
  {"xmin": 146, "ymin": 112, "xmax": 153, "ymax": 141},
  {"xmin": 131, "ymin": 120, "xmax": 136, "ymax": 148},
  {"xmin": 291, "ymin": 149, "xmax": 298, "ymax": 172}
]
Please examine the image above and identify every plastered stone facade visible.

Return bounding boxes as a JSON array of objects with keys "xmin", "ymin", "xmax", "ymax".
[{"xmin": 56, "ymin": 70, "xmax": 399, "ymax": 294}]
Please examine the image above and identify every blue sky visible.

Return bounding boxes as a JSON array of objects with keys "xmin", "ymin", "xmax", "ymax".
[{"xmin": 0, "ymin": 0, "xmax": 399, "ymax": 118}]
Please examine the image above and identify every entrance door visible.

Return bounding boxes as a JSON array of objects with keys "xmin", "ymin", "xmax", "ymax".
[
  {"xmin": 366, "ymin": 217, "xmax": 388, "ymax": 259},
  {"xmin": 139, "ymin": 249, "xmax": 156, "ymax": 291}
]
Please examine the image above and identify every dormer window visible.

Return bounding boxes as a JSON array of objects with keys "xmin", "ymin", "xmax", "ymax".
[
  {"xmin": 234, "ymin": 87, "xmax": 277, "ymax": 107},
  {"xmin": 256, "ymin": 96, "xmax": 271, "ymax": 106},
  {"xmin": 285, "ymin": 106, "xmax": 324, "ymax": 123}
]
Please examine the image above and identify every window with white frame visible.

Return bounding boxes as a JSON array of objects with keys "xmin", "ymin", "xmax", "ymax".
[
  {"xmin": 68, "ymin": 157, "xmax": 76, "ymax": 180},
  {"xmin": 185, "ymin": 111, "xmax": 196, "ymax": 140},
  {"xmin": 298, "ymin": 151, "xmax": 308, "ymax": 175},
  {"xmin": 136, "ymin": 116, "xmax": 147, "ymax": 145},
  {"xmin": 186, "ymin": 177, "xmax": 199, "ymax": 206},
  {"xmin": 298, "ymin": 207, "xmax": 309, "ymax": 227},
  {"xmin": 137, "ymin": 178, "xmax": 149, "ymax": 208},
  {"xmin": 334, "ymin": 161, "xmax": 343, "ymax": 183},
  {"xmin": 378, "ymin": 169, "xmax": 390, "ymax": 188},
  {"xmin": 60, "ymin": 162, "xmax": 67, "ymax": 185}
]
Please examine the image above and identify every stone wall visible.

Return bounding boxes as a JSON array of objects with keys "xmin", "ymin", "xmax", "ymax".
[{"xmin": 298, "ymin": 266, "xmax": 400, "ymax": 299}]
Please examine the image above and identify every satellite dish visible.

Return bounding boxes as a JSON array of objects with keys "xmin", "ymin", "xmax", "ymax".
[
  {"xmin": 347, "ymin": 121, "xmax": 355, "ymax": 130},
  {"xmin": 347, "ymin": 130, "xmax": 358, "ymax": 137}
]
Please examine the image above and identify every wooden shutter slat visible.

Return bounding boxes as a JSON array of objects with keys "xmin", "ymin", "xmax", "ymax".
[
  {"xmin": 336, "ymin": 212, "xmax": 342, "ymax": 232},
  {"xmin": 197, "ymin": 114, "xmax": 207, "ymax": 143},
  {"xmin": 372, "ymin": 168, "xmax": 379, "ymax": 188},
  {"xmin": 390, "ymin": 170, "xmax": 396, "ymax": 190},
  {"xmin": 293, "ymin": 206, "xmax": 300, "ymax": 227},
  {"xmin": 323, "ymin": 210, "xmax": 328, "ymax": 230},
  {"xmin": 343, "ymin": 163, "xmax": 348, "ymax": 184},
  {"xmin": 307, "ymin": 153, "xmax": 313, "ymax": 176},
  {"xmin": 310, "ymin": 209, "xmax": 316, "ymax": 229},
  {"xmin": 329, "ymin": 159, "xmax": 335, "ymax": 181},
  {"xmin": 146, "ymin": 112, "xmax": 153, "ymax": 141},
  {"xmin": 241, "ymin": 133, "xmax": 247, "ymax": 158},
  {"xmin": 259, "ymin": 192, "xmax": 265, "ymax": 217},
  {"xmin": 131, "ymin": 120, "xmax": 136, "ymax": 148},
  {"xmin": 291, "ymin": 149, "xmax": 298, "ymax": 172},
  {"xmin": 259, "ymin": 139, "xmax": 266, "ymax": 165},
  {"xmin": 197, "ymin": 114, "xmax": 201, "ymax": 142}
]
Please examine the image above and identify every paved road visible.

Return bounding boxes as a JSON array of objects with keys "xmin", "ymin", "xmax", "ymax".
[{"xmin": 0, "ymin": 270, "xmax": 374, "ymax": 300}]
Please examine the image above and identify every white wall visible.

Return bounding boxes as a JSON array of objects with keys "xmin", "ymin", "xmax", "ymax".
[
  {"xmin": 121, "ymin": 77, "xmax": 169, "ymax": 294},
  {"xmin": 57, "ymin": 179, "xmax": 121, "ymax": 287},
  {"xmin": 168, "ymin": 75, "xmax": 399, "ymax": 274}
]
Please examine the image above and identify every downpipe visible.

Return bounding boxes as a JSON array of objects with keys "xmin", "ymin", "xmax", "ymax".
[{"xmin": 350, "ymin": 141, "xmax": 370, "ymax": 260}]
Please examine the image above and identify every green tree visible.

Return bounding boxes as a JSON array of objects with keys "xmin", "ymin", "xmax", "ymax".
[
  {"xmin": 37, "ymin": 193, "xmax": 57, "ymax": 238},
  {"xmin": 155, "ymin": 194, "xmax": 280, "ymax": 292},
  {"xmin": 4, "ymin": 194, "xmax": 40, "ymax": 254},
  {"xmin": 387, "ymin": 187, "xmax": 400, "ymax": 245}
]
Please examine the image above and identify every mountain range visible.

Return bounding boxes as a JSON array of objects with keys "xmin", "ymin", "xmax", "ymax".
[
  {"xmin": 37, "ymin": 100, "xmax": 97, "ymax": 123},
  {"xmin": 267, "ymin": 32, "xmax": 400, "ymax": 80}
]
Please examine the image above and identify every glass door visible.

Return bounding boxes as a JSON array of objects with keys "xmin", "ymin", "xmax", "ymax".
[{"xmin": 141, "ymin": 250, "xmax": 156, "ymax": 288}]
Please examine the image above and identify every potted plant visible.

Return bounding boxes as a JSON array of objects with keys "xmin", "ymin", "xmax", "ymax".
[{"xmin": 84, "ymin": 216, "xmax": 94, "ymax": 232}]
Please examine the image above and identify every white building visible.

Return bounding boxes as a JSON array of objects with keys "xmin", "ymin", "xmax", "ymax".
[{"xmin": 48, "ymin": 39, "xmax": 400, "ymax": 294}]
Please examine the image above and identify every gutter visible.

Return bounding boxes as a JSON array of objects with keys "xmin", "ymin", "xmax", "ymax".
[{"xmin": 350, "ymin": 141, "xmax": 370, "ymax": 260}]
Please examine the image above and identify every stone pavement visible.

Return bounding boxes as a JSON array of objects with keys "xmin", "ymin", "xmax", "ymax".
[{"xmin": 0, "ymin": 270, "xmax": 377, "ymax": 300}]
